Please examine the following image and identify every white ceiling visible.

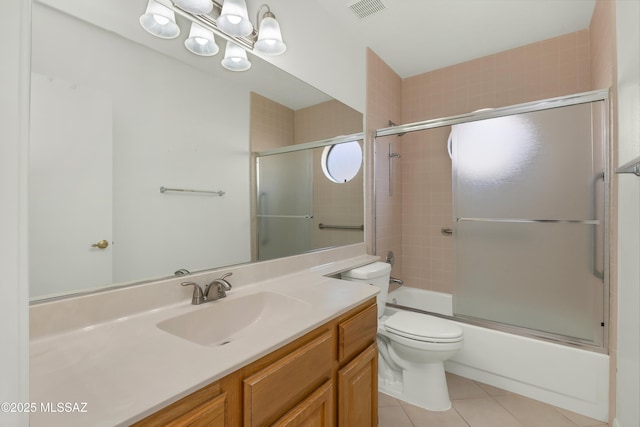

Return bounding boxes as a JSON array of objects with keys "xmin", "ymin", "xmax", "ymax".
[{"xmin": 312, "ymin": 0, "xmax": 597, "ymax": 78}]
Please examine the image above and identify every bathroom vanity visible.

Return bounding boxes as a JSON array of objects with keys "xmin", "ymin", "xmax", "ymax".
[
  {"xmin": 134, "ymin": 298, "xmax": 378, "ymax": 426},
  {"xmin": 29, "ymin": 249, "xmax": 379, "ymax": 426}
]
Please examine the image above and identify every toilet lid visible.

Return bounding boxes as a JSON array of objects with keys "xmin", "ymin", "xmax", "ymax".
[{"xmin": 384, "ymin": 311, "xmax": 463, "ymax": 343}]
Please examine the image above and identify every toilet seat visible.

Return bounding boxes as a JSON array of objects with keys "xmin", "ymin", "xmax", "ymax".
[{"xmin": 384, "ymin": 311, "xmax": 463, "ymax": 344}]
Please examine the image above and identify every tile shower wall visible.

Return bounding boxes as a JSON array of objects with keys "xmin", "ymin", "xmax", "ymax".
[
  {"xmin": 400, "ymin": 28, "xmax": 593, "ymax": 293},
  {"xmin": 366, "ymin": 48, "xmax": 403, "ymax": 277}
]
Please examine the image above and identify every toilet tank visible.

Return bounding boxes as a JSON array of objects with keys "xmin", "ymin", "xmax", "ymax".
[{"xmin": 341, "ymin": 262, "xmax": 391, "ymax": 318}]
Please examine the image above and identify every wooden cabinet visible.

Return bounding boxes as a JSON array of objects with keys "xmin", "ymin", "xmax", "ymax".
[
  {"xmin": 165, "ymin": 392, "xmax": 226, "ymax": 427},
  {"xmin": 243, "ymin": 332, "xmax": 334, "ymax": 426},
  {"xmin": 273, "ymin": 381, "xmax": 334, "ymax": 427},
  {"xmin": 132, "ymin": 382, "xmax": 226, "ymax": 427},
  {"xmin": 136, "ymin": 297, "xmax": 377, "ymax": 427},
  {"xmin": 338, "ymin": 303, "xmax": 377, "ymax": 363},
  {"xmin": 338, "ymin": 344, "xmax": 378, "ymax": 427}
]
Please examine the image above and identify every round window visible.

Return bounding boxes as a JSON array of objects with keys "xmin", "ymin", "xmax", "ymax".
[{"xmin": 321, "ymin": 141, "xmax": 362, "ymax": 183}]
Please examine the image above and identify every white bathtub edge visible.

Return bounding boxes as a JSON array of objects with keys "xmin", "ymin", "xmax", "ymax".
[
  {"xmin": 445, "ymin": 321, "xmax": 609, "ymax": 422},
  {"xmin": 388, "ymin": 287, "xmax": 609, "ymax": 422}
]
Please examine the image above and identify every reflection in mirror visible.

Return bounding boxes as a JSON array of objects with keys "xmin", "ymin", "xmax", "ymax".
[
  {"xmin": 321, "ymin": 141, "xmax": 363, "ymax": 184},
  {"xmin": 29, "ymin": 0, "xmax": 363, "ymax": 300},
  {"xmin": 255, "ymin": 141, "xmax": 364, "ymax": 261},
  {"xmin": 250, "ymin": 92, "xmax": 364, "ymax": 261}
]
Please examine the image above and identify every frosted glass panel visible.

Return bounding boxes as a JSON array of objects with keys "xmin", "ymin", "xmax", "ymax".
[
  {"xmin": 257, "ymin": 150, "xmax": 313, "ymax": 260},
  {"xmin": 453, "ymin": 102, "xmax": 605, "ymax": 343}
]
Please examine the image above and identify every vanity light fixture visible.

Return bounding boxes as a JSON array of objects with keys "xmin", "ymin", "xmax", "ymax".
[
  {"xmin": 173, "ymin": 0, "xmax": 213, "ymax": 15},
  {"xmin": 184, "ymin": 22, "xmax": 219, "ymax": 56},
  {"xmin": 254, "ymin": 4, "xmax": 286, "ymax": 55},
  {"xmin": 221, "ymin": 40, "xmax": 252, "ymax": 71},
  {"xmin": 138, "ymin": 0, "xmax": 287, "ymax": 72},
  {"xmin": 139, "ymin": 0, "xmax": 180, "ymax": 39},
  {"xmin": 217, "ymin": 0, "xmax": 253, "ymax": 37}
]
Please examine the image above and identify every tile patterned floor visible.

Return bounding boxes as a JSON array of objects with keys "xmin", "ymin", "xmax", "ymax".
[{"xmin": 378, "ymin": 373, "xmax": 608, "ymax": 427}]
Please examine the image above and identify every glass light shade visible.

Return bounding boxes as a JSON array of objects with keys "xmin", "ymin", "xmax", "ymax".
[
  {"xmin": 221, "ymin": 41, "xmax": 251, "ymax": 71},
  {"xmin": 139, "ymin": 0, "xmax": 180, "ymax": 39},
  {"xmin": 184, "ymin": 23, "xmax": 219, "ymax": 56},
  {"xmin": 173, "ymin": 0, "xmax": 213, "ymax": 14},
  {"xmin": 217, "ymin": 0, "xmax": 253, "ymax": 37},
  {"xmin": 255, "ymin": 14, "xmax": 286, "ymax": 55}
]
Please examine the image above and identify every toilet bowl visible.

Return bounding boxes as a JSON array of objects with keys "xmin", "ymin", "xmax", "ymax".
[{"xmin": 341, "ymin": 262, "xmax": 463, "ymax": 411}]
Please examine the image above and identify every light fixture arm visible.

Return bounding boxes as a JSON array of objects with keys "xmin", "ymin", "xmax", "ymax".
[
  {"xmin": 256, "ymin": 4, "xmax": 274, "ymax": 26},
  {"xmin": 159, "ymin": 0, "xmax": 255, "ymax": 50}
]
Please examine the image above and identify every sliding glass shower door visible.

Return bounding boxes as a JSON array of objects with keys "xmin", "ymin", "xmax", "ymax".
[
  {"xmin": 452, "ymin": 101, "xmax": 606, "ymax": 345},
  {"xmin": 256, "ymin": 150, "xmax": 314, "ymax": 261}
]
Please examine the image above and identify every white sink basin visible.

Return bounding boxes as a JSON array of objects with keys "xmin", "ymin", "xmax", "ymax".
[{"xmin": 157, "ymin": 291, "xmax": 309, "ymax": 346}]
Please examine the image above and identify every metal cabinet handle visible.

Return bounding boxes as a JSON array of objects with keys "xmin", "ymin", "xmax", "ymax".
[{"xmin": 91, "ymin": 240, "xmax": 109, "ymax": 249}]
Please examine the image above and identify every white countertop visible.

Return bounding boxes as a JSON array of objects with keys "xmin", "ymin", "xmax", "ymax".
[{"xmin": 29, "ymin": 255, "xmax": 379, "ymax": 426}]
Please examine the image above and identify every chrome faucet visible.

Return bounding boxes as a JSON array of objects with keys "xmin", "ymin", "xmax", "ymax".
[
  {"xmin": 181, "ymin": 273, "xmax": 233, "ymax": 305},
  {"xmin": 205, "ymin": 273, "xmax": 233, "ymax": 300}
]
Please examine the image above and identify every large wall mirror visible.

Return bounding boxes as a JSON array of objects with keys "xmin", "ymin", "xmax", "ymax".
[{"xmin": 29, "ymin": 0, "xmax": 364, "ymax": 300}]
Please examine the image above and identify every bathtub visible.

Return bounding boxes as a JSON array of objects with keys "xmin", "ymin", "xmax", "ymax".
[{"xmin": 386, "ymin": 287, "xmax": 610, "ymax": 422}]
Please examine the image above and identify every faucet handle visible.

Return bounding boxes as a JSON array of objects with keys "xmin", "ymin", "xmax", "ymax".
[
  {"xmin": 220, "ymin": 272, "xmax": 233, "ymax": 288},
  {"xmin": 181, "ymin": 281, "xmax": 206, "ymax": 305}
]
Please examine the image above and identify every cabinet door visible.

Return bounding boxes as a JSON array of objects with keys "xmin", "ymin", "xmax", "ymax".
[
  {"xmin": 273, "ymin": 380, "xmax": 334, "ymax": 427},
  {"xmin": 337, "ymin": 343, "xmax": 377, "ymax": 427},
  {"xmin": 165, "ymin": 392, "xmax": 226, "ymax": 427}
]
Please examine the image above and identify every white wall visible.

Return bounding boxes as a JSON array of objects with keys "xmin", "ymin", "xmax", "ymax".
[
  {"xmin": 0, "ymin": 0, "xmax": 30, "ymax": 424},
  {"xmin": 615, "ymin": 1, "xmax": 640, "ymax": 426},
  {"xmin": 247, "ymin": 0, "xmax": 366, "ymax": 113},
  {"xmin": 32, "ymin": 4, "xmax": 252, "ymax": 288}
]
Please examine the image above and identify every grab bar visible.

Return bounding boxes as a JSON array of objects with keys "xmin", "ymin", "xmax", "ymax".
[
  {"xmin": 615, "ymin": 156, "xmax": 640, "ymax": 176},
  {"xmin": 389, "ymin": 142, "xmax": 401, "ymax": 196},
  {"xmin": 256, "ymin": 214, "xmax": 313, "ymax": 219},
  {"xmin": 456, "ymin": 217, "xmax": 599, "ymax": 225},
  {"xmin": 160, "ymin": 186, "xmax": 225, "ymax": 196},
  {"xmin": 318, "ymin": 223, "xmax": 364, "ymax": 231}
]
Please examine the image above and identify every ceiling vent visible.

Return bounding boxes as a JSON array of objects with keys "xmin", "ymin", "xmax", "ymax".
[{"xmin": 346, "ymin": 0, "xmax": 387, "ymax": 20}]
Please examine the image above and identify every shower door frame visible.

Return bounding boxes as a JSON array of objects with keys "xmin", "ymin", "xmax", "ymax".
[{"xmin": 372, "ymin": 89, "xmax": 611, "ymax": 353}]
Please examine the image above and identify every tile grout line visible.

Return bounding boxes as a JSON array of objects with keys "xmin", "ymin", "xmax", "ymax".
[
  {"xmin": 451, "ymin": 405, "xmax": 473, "ymax": 427},
  {"xmin": 485, "ymin": 393, "xmax": 534, "ymax": 427},
  {"xmin": 486, "ymin": 387, "xmax": 584, "ymax": 427},
  {"xmin": 398, "ymin": 404, "xmax": 416, "ymax": 427}
]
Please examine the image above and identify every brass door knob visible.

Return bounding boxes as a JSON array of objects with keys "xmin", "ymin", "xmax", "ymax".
[{"xmin": 91, "ymin": 239, "xmax": 109, "ymax": 249}]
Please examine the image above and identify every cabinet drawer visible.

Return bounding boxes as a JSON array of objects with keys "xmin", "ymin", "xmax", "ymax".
[
  {"xmin": 338, "ymin": 303, "xmax": 377, "ymax": 363},
  {"xmin": 165, "ymin": 392, "xmax": 226, "ymax": 427},
  {"xmin": 243, "ymin": 331, "xmax": 334, "ymax": 427},
  {"xmin": 132, "ymin": 381, "xmax": 222, "ymax": 426}
]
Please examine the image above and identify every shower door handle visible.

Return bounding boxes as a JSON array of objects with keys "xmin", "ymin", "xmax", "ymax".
[
  {"xmin": 258, "ymin": 192, "xmax": 268, "ymax": 245},
  {"xmin": 591, "ymin": 171, "xmax": 605, "ymax": 280}
]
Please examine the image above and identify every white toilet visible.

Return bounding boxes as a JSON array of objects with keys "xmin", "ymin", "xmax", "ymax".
[{"xmin": 341, "ymin": 262, "xmax": 463, "ymax": 411}]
